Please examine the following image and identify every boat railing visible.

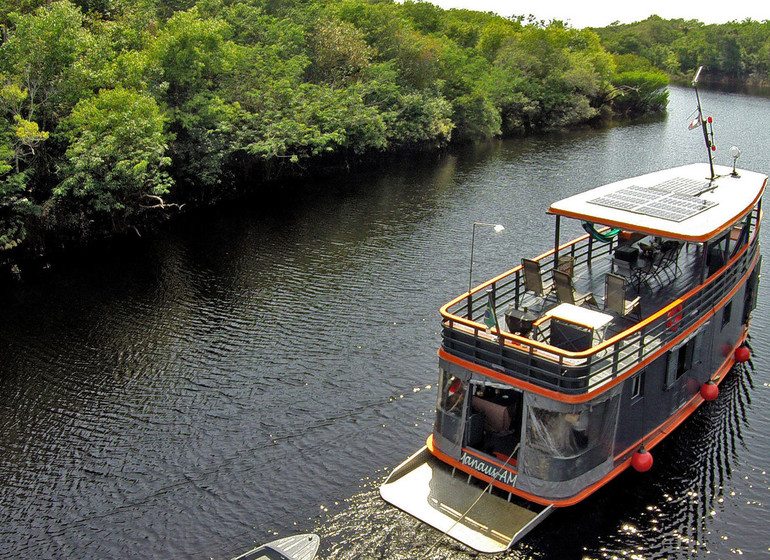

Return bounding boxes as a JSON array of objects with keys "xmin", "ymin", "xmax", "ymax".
[
  {"xmin": 442, "ymin": 220, "xmax": 760, "ymax": 396},
  {"xmin": 463, "ymin": 231, "xmax": 617, "ymax": 321}
]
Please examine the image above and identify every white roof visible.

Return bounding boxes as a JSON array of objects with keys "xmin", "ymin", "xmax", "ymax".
[{"xmin": 548, "ymin": 163, "xmax": 767, "ymax": 242}]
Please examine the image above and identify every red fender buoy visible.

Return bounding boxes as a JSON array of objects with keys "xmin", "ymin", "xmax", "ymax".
[
  {"xmin": 735, "ymin": 346, "xmax": 751, "ymax": 363},
  {"xmin": 631, "ymin": 447, "xmax": 653, "ymax": 472},
  {"xmin": 700, "ymin": 380, "xmax": 719, "ymax": 401},
  {"xmin": 666, "ymin": 304, "xmax": 683, "ymax": 331}
]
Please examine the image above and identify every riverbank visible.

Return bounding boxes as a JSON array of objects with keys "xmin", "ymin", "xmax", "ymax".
[
  {"xmin": 1, "ymin": 114, "xmax": 657, "ymax": 286},
  {"xmin": 1, "ymin": 0, "xmax": 671, "ymax": 279}
]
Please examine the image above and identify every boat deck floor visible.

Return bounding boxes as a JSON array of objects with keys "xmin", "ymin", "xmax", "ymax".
[{"xmin": 513, "ymin": 242, "xmax": 706, "ymax": 340}]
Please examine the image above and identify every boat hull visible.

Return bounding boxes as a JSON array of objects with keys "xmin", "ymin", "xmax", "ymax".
[{"xmin": 230, "ymin": 533, "xmax": 320, "ymax": 560}]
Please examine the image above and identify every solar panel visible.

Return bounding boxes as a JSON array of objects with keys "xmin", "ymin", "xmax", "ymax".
[
  {"xmin": 588, "ymin": 180, "xmax": 718, "ymax": 222},
  {"xmin": 649, "ymin": 177, "xmax": 713, "ymax": 196}
]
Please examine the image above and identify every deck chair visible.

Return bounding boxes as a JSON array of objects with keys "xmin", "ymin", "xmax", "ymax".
[
  {"xmin": 553, "ymin": 269, "xmax": 598, "ymax": 308},
  {"xmin": 522, "ymin": 258, "xmax": 554, "ymax": 302},
  {"xmin": 604, "ymin": 273, "xmax": 642, "ymax": 321},
  {"xmin": 653, "ymin": 241, "xmax": 683, "ymax": 283},
  {"xmin": 634, "ymin": 246, "xmax": 666, "ymax": 290}
]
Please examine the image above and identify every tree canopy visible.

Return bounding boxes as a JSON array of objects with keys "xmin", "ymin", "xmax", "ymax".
[
  {"xmin": 0, "ymin": 0, "xmax": 671, "ymax": 269},
  {"xmin": 593, "ymin": 15, "xmax": 770, "ymax": 84}
]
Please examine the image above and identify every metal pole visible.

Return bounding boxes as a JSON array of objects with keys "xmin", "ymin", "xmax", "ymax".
[
  {"xmin": 693, "ymin": 66, "xmax": 715, "ymax": 180},
  {"xmin": 467, "ymin": 223, "xmax": 477, "ymax": 319},
  {"xmin": 467, "ymin": 222, "xmax": 505, "ymax": 319},
  {"xmin": 553, "ymin": 215, "xmax": 561, "ymax": 271}
]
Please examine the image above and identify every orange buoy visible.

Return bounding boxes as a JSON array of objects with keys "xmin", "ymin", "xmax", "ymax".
[
  {"xmin": 700, "ymin": 380, "xmax": 719, "ymax": 401},
  {"xmin": 735, "ymin": 346, "xmax": 751, "ymax": 363},
  {"xmin": 631, "ymin": 447, "xmax": 653, "ymax": 472}
]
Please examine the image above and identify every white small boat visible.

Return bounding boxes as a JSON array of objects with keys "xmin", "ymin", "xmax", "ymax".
[{"xmin": 230, "ymin": 533, "xmax": 320, "ymax": 560}]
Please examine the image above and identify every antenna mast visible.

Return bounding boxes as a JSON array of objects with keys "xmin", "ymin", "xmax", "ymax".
[{"xmin": 692, "ymin": 66, "xmax": 716, "ymax": 180}]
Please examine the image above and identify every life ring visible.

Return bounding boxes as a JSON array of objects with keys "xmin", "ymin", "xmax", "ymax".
[{"xmin": 666, "ymin": 304, "xmax": 683, "ymax": 331}]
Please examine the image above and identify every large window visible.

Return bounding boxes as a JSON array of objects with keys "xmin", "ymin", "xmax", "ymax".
[
  {"xmin": 707, "ymin": 233, "xmax": 729, "ymax": 276},
  {"xmin": 522, "ymin": 395, "xmax": 619, "ymax": 482},
  {"xmin": 721, "ymin": 301, "xmax": 732, "ymax": 330}
]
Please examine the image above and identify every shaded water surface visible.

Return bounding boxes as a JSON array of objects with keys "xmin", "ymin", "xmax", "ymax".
[{"xmin": 1, "ymin": 87, "xmax": 769, "ymax": 559}]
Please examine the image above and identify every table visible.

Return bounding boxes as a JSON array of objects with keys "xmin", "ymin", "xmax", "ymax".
[
  {"xmin": 546, "ymin": 303, "xmax": 614, "ymax": 347},
  {"xmin": 547, "ymin": 303, "xmax": 614, "ymax": 331}
]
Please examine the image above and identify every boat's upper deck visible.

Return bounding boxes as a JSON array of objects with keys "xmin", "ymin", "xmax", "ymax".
[
  {"xmin": 549, "ymin": 164, "xmax": 766, "ymax": 242},
  {"xmin": 440, "ymin": 165, "xmax": 766, "ymax": 400}
]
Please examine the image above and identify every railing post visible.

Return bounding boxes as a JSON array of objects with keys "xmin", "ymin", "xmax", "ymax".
[
  {"xmin": 610, "ymin": 340, "xmax": 619, "ymax": 378},
  {"xmin": 553, "ymin": 216, "xmax": 561, "ymax": 270},
  {"xmin": 514, "ymin": 271, "xmax": 520, "ymax": 308}
]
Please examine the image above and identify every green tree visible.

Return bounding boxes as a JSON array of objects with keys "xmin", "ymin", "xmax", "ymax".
[
  {"xmin": 0, "ymin": 1, "xmax": 102, "ymax": 130},
  {"xmin": 0, "ymin": 82, "xmax": 47, "ymax": 251},
  {"xmin": 0, "ymin": 83, "xmax": 49, "ymax": 173},
  {"xmin": 308, "ymin": 17, "xmax": 375, "ymax": 84},
  {"xmin": 0, "ymin": 130, "xmax": 39, "ymax": 251},
  {"xmin": 148, "ymin": 7, "xmax": 231, "ymax": 107},
  {"xmin": 55, "ymin": 88, "xmax": 173, "ymax": 231},
  {"xmin": 611, "ymin": 69, "xmax": 669, "ymax": 115}
]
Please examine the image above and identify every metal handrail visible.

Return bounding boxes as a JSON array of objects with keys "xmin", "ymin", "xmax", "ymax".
[{"xmin": 441, "ymin": 212, "xmax": 761, "ymax": 397}]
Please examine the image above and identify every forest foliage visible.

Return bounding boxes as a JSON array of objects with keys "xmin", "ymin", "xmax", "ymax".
[
  {"xmin": 593, "ymin": 15, "xmax": 770, "ymax": 84},
  {"xmin": 0, "ymin": 0, "xmax": 672, "ymax": 266}
]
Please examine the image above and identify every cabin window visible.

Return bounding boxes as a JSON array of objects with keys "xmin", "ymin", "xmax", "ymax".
[
  {"xmin": 437, "ymin": 370, "xmax": 465, "ymax": 417},
  {"xmin": 721, "ymin": 301, "xmax": 732, "ymax": 330},
  {"xmin": 522, "ymin": 395, "xmax": 619, "ymax": 482},
  {"xmin": 742, "ymin": 265, "xmax": 760, "ymax": 324},
  {"xmin": 525, "ymin": 400, "xmax": 615, "ymax": 459},
  {"xmin": 729, "ymin": 214, "xmax": 752, "ymax": 257},
  {"xmin": 631, "ymin": 372, "xmax": 644, "ymax": 400},
  {"xmin": 526, "ymin": 408, "xmax": 588, "ymax": 459},
  {"xmin": 665, "ymin": 337, "xmax": 696, "ymax": 388}
]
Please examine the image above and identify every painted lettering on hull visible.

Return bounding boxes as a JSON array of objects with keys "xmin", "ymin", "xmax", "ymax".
[{"xmin": 460, "ymin": 452, "xmax": 517, "ymax": 487}]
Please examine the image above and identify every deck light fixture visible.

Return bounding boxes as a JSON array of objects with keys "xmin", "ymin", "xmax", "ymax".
[
  {"xmin": 468, "ymin": 222, "xmax": 505, "ymax": 318},
  {"xmin": 730, "ymin": 146, "xmax": 741, "ymax": 177}
]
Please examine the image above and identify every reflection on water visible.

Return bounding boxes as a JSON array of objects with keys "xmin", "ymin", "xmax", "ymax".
[
  {"xmin": 573, "ymin": 362, "xmax": 760, "ymax": 560},
  {"xmin": 1, "ymin": 87, "xmax": 769, "ymax": 559}
]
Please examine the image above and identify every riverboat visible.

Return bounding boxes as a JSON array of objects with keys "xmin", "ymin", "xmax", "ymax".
[
  {"xmin": 229, "ymin": 533, "xmax": 320, "ymax": 560},
  {"xmin": 380, "ymin": 73, "xmax": 765, "ymax": 553}
]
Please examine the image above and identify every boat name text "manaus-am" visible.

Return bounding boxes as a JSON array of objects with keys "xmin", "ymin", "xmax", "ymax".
[{"xmin": 460, "ymin": 452, "xmax": 517, "ymax": 486}]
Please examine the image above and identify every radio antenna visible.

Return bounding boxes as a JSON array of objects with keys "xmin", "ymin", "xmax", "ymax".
[{"xmin": 692, "ymin": 66, "xmax": 716, "ymax": 180}]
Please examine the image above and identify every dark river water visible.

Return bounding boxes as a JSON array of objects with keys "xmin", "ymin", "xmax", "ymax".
[{"xmin": 1, "ymin": 86, "xmax": 769, "ymax": 560}]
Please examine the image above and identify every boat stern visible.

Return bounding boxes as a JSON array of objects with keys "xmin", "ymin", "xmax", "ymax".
[{"xmin": 380, "ymin": 446, "xmax": 552, "ymax": 553}]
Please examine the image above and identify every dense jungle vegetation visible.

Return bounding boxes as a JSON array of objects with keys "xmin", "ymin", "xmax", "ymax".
[
  {"xmin": 0, "ymin": 1, "xmax": 676, "ymax": 272},
  {"xmin": 594, "ymin": 16, "xmax": 770, "ymax": 84}
]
